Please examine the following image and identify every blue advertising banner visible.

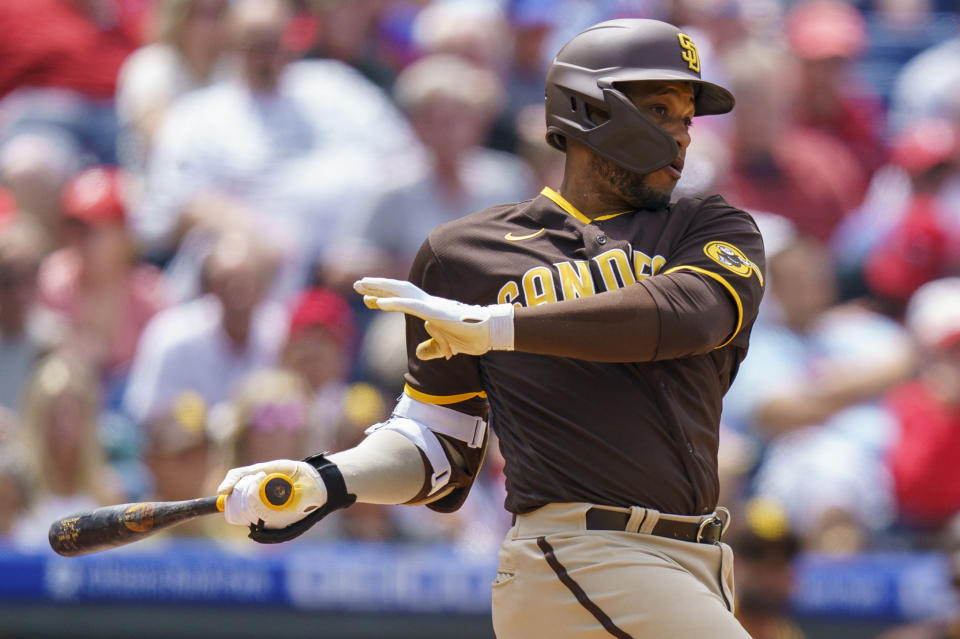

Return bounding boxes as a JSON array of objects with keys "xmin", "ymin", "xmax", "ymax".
[{"xmin": 0, "ymin": 541, "xmax": 955, "ymax": 622}]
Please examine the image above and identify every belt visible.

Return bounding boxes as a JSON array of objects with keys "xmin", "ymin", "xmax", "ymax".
[{"xmin": 585, "ymin": 508, "xmax": 724, "ymax": 544}]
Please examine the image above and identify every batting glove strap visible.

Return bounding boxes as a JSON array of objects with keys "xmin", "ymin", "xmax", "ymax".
[{"xmin": 248, "ymin": 453, "xmax": 356, "ymax": 544}]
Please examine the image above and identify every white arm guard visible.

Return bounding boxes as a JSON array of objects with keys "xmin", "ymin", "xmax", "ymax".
[{"xmin": 364, "ymin": 393, "xmax": 487, "ymax": 497}]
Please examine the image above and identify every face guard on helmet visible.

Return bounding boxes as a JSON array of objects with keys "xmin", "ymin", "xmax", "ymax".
[{"xmin": 545, "ymin": 19, "xmax": 735, "ymax": 175}]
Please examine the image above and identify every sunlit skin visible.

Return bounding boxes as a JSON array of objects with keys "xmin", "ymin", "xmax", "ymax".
[
  {"xmin": 179, "ymin": 0, "xmax": 229, "ymax": 81},
  {"xmin": 560, "ymin": 80, "xmax": 696, "ymax": 219}
]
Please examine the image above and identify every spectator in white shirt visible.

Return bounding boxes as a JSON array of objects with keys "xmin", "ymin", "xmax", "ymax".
[
  {"xmin": 888, "ymin": 35, "xmax": 960, "ymax": 137},
  {"xmin": 123, "ymin": 231, "xmax": 285, "ymax": 429},
  {"xmin": 116, "ymin": 0, "xmax": 231, "ymax": 192},
  {"xmin": 346, "ymin": 54, "xmax": 535, "ymax": 279},
  {"xmin": 132, "ymin": 0, "xmax": 419, "ymax": 299}
]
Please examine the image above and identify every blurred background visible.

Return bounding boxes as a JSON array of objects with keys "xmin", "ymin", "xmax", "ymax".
[{"xmin": 0, "ymin": 0, "xmax": 958, "ymax": 637}]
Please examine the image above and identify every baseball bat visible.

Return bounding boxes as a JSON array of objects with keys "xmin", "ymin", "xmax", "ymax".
[{"xmin": 48, "ymin": 473, "xmax": 295, "ymax": 557}]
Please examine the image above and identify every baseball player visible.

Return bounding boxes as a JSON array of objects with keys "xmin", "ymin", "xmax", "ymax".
[{"xmin": 219, "ymin": 19, "xmax": 763, "ymax": 638}]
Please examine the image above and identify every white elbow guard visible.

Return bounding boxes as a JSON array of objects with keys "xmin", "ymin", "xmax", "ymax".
[{"xmin": 364, "ymin": 393, "xmax": 486, "ymax": 497}]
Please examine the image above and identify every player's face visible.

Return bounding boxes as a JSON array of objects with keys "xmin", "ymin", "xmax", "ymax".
[{"xmin": 591, "ymin": 81, "xmax": 695, "ymax": 210}]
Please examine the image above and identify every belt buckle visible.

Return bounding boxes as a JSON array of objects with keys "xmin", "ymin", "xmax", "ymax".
[
  {"xmin": 696, "ymin": 516, "xmax": 720, "ymax": 543},
  {"xmin": 696, "ymin": 507, "xmax": 730, "ymax": 544}
]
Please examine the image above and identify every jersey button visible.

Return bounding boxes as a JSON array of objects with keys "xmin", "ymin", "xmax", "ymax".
[{"xmin": 597, "ymin": 235, "xmax": 607, "ymax": 245}]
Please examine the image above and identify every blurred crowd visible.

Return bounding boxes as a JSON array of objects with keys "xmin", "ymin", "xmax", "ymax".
[{"xmin": 0, "ymin": 0, "xmax": 959, "ymax": 634}]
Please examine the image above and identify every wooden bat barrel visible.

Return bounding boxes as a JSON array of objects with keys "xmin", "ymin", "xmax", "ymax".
[
  {"xmin": 48, "ymin": 473, "xmax": 295, "ymax": 557},
  {"xmin": 48, "ymin": 496, "xmax": 223, "ymax": 557}
]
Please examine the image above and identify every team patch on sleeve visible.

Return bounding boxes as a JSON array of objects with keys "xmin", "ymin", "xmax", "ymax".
[{"xmin": 703, "ymin": 241, "xmax": 764, "ymax": 285}]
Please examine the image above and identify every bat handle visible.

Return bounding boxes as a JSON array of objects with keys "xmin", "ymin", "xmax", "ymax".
[
  {"xmin": 213, "ymin": 473, "xmax": 295, "ymax": 513},
  {"xmin": 259, "ymin": 473, "xmax": 295, "ymax": 509}
]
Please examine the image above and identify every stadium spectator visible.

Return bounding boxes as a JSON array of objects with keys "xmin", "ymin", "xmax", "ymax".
[
  {"xmin": 123, "ymin": 231, "xmax": 285, "ymax": 430},
  {"xmin": 860, "ymin": 120, "xmax": 960, "ymax": 309},
  {"xmin": 0, "ymin": 443, "xmax": 31, "ymax": 542},
  {"xmin": 0, "ymin": 217, "xmax": 58, "ymax": 411},
  {"xmin": 215, "ymin": 368, "xmax": 313, "ymax": 469},
  {"xmin": 133, "ymin": 0, "xmax": 418, "ymax": 296},
  {"xmin": 279, "ymin": 287, "xmax": 366, "ymax": 451},
  {"xmin": 411, "ymin": 2, "xmax": 520, "ymax": 151},
  {"xmin": 412, "ymin": 3, "xmax": 511, "ymax": 78},
  {"xmin": 669, "ymin": 0, "xmax": 751, "ymax": 56},
  {"xmin": 784, "ymin": 0, "xmax": 887, "ymax": 176},
  {"xmin": 886, "ymin": 278, "xmax": 960, "ymax": 530},
  {"xmin": 142, "ymin": 391, "xmax": 212, "ymax": 503},
  {"xmin": 504, "ymin": 0, "xmax": 558, "ymax": 119},
  {"xmin": 721, "ymin": 40, "xmax": 867, "ymax": 242},
  {"xmin": 0, "ymin": 0, "xmax": 144, "ymax": 202},
  {"xmin": 38, "ymin": 166, "xmax": 168, "ymax": 378},
  {"xmin": 11, "ymin": 353, "xmax": 122, "ymax": 549},
  {"xmin": 348, "ymin": 54, "xmax": 534, "ymax": 278},
  {"xmin": 300, "ymin": 0, "xmax": 395, "ymax": 90},
  {"xmin": 728, "ymin": 498, "xmax": 806, "ymax": 639},
  {"xmin": 0, "ymin": 134, "xmax": 79, "ymax": 244},
  {"xmin": 723, "ymin": 232, "xmax": 913, "ymax": 552},
  {"xmin": 0, "ymin": 408, "xmax": 31, "ymax": 541},
  {"xmin": 888, "ymin": 24, "xmax": 960, "ymax": 136},
  {"xmin": 116, "ymin": 0, "xmax": 231, "ymax": 191}
]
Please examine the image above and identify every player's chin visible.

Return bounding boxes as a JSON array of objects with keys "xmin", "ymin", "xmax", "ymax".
[
  {"xmin": 637, "ymin": 173, "xmax": 677, "ymax": 205},
  {"xmin": 647, "ymin": 168, "xmax": 680, "ymax": 193}
]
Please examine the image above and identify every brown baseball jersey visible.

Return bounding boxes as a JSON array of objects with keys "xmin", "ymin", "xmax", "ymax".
[{"xmin": 404, "ymin": 187, "xmax": 765, "ymax": 517}]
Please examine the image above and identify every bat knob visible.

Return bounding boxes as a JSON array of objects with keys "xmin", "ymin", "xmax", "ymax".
[{"xmin": 260, "ymin": 473, "xmax": 295, "ymax": 509}]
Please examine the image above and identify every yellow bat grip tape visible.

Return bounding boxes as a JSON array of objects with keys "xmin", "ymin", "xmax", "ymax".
[
  {"xmin": 216, "ymin": 494, "xmax": 226, "ymax": 512},
  {"xmin": 259, "ymin": 473, "xmax": 295, "ymax": 510}
]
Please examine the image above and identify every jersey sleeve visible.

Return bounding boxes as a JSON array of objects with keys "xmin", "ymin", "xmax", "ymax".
[
  {"xmin": 640, "ymin": 196, "xmax": 766, "ymax": 356},
  {"xmin": 401, "ymin": 235, "xmax": 489, "ymax": 512}
]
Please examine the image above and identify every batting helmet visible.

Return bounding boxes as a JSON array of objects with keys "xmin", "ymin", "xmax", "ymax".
[{"xmin": 545, "ymin": 19, "xmax": 734, "ymax": 174}]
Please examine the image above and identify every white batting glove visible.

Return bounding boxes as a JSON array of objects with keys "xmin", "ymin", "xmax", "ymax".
[
  {"xmin": 353, "ymin": 277, "xmax": 514, "ymax": 360},
  {"xmin": 217, "ymin": 460, "xmax": 328, "ymax": 529}
]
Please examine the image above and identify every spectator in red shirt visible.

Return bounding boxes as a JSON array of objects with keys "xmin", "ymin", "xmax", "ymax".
[
  {"xmin": 862, "ymin": 120, "xmax": 960, "ymax": 310},
  {"xmin": 0, "ymin": 0, "xmax": 144, "ymax": 232},
  {"xmin": 38, "ymin": 166, "xmax": 168, "ymax": 378},
  {"xmin": 784, "ymin": 0, "xmax": 887, "ymax": 177},
  {"xmin": 887, "ymin": 278, "xmax": 960, "ymax": 529},
  {"xmin": 721, "ymin": 39, "xmax": 867, "ymax": 242},
  {"xmin": 0, "ymin": 0, "xmax": 142, "ymax": 101}
]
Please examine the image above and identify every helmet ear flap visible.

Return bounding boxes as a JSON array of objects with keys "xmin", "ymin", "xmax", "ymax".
[
  {"xmin": 546, "ymin": 84, "xmax": 678, "ymax": 174},
  {"xmin": 545, "ymin": 85, "xmax": 609, "ymax": 152}
]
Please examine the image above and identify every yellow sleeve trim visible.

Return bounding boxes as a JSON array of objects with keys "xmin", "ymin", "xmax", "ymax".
[
  {"xmin": 403, "ymin": 383, "xmax": 487, "ymax": 405},
  {"xmin": 540, "ymin": 187, "xmax": 630, "ymax": 224},
  {"xmin": 663, "ymin": 265, "xmax": 743, "ymax": 349}
]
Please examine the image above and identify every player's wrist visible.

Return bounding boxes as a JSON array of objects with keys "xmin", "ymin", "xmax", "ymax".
[
  {"xmin": 488, "ymin": 303, "xmax": 515, "ymax": 351},
  {"xmin": 301, "ymin": 452, "xmax": 355, "ymax": 512}
]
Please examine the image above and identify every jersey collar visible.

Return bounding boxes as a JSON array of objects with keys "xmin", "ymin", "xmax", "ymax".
[{"xmin": 540, "ymin": 187, "xmax": 633, "ymax": 225}]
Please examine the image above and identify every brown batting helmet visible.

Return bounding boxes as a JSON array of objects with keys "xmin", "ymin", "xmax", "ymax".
[{"xmin": 545, "ymin": 19, "xmax": 734, "ymax": 174}]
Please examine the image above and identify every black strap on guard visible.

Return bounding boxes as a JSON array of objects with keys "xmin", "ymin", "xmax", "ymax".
[{"xmin": 248, "ymin": 453, "xmax": 357, "ymax": 544}]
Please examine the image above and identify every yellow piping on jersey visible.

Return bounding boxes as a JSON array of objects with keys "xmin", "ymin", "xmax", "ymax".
[
  {"xmin": 404, "ymin": 384, "xmax": 487, "ymax": 405},
  {"xmin": 540, "ymin": 187, "xmax": 631, "ymax": 224},
  {"xmin": 663, "ymin": 265, "xmax": 743, "ymax": 349}
]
